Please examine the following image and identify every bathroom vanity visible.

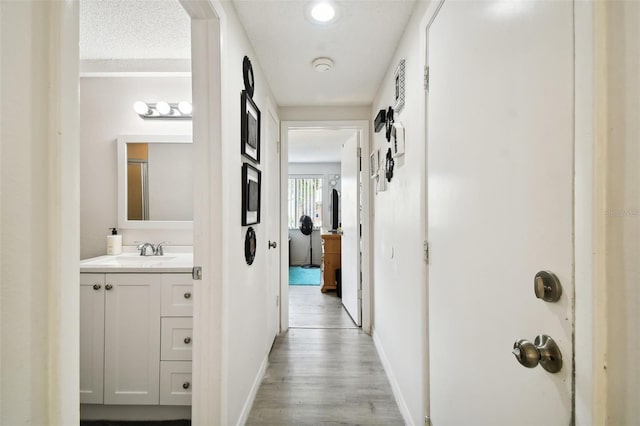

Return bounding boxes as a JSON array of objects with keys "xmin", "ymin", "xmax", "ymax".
[{"xmin": 80, "ymin": 252, "xmax": 194, "ymax": 416}]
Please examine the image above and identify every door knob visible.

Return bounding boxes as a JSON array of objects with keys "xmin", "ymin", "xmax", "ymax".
[
  {"xmin": 534, "ymin": 270, "xmax": 562, "ymax": 302},
  {"xmin": 268, "ymin": 240, "xmax": 277, "ymax": 249},
  {"xmin": 512, "ymin": 334, "xmax": 562, "ymax": 373}
]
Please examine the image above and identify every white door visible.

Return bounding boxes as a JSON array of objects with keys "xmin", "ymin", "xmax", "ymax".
[
  {"xmin": 266, "ymin": 109, "xmax": 280, "ymax": 338},
  {"xmin": 104, "ymin": 273, "xmax": 161, "ymax": 405},
  {"xmin": 427, "ymin": 1, "xmax": 574, "ymax": 424},
  {"xmin": 341, "ymin": 132, "xmax": 361, "ymax": 326}
]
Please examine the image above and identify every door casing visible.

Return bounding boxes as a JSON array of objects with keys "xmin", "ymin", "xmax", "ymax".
[{"xmin": 280, "ymin": 120, "xmax": 372, "ymax": 334}]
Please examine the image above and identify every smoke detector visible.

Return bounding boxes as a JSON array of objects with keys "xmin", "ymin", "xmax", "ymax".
[{"xmin": 312, "ymin": 57, "xmax": 334, "ymax": 72}]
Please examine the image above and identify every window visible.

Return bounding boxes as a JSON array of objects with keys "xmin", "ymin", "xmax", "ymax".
[{"xmin": 288, "ymin": 176, "xmax": 323, "ymax": 229}]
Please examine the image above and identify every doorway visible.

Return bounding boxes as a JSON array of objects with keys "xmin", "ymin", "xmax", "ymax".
[{"xmin": 280, "ymin": 121, "xmax": 372, "ymax": 334}]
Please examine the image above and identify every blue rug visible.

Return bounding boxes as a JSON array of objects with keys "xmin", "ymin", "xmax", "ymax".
[{"xmin": 289, "ymin": 266, "xmax": 321, "ymax": 286}]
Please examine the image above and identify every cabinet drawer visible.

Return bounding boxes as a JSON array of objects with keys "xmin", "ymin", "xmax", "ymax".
[
  {"xmin": 161, "ymin": 274, "xmax": 193, "ymax": 316},
  {"xmin": 161, "ymin": 317, "xmax": 193, "ymax": 361},
  {"xmin": 160, "ymin": 361, "xmax": 192, "ymax": 406}
]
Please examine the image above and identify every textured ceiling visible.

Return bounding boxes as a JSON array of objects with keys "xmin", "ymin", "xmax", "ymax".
[
  {"xmin": 233, "ymin": 0, "xmax": 416, "ymax": 106},
  {"xmin": 79, "ymin": 0, "xmax": 190, "ymax": 60},
  {"xmin": 289, "ymin": 129, "xmax": 356, "ymax": 163}
]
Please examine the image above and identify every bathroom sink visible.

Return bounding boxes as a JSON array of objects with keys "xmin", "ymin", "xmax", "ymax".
[
  {"xmin": 81, "ymin": 254, "xmax": 181, "ymax": 268},
  {"xmin": 80, "ymin": 252, "xmax": 193, "ymax": 272}
]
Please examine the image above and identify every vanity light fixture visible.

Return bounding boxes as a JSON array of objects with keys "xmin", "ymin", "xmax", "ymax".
[
  {"xmin": 306, "ymin": 1, "xmax": 339, "ymax": 24},
  {"xmin": 133, "ymin": 101, "xmax": 193, "ymax": 120}
]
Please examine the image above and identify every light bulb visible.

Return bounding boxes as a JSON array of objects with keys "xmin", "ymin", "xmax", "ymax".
[
  {"xmin": 310, "ymin": 2, "xmax": 335, "ymax": 22},
  {"xmin": 133, "ymin": 101, "xmax": 150, "ymax": 115},
  {"xmin": 178, "ymin": 101, "xmax": 192, "ymax": 115},
  {"xmin": 156, "ymin": 101, "xmax": 171, "ymax": 115}
]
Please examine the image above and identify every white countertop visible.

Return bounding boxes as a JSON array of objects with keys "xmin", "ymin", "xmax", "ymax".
[{"xmin": 80, "ymin": 252, "xmax": 193, "ymax": 273}]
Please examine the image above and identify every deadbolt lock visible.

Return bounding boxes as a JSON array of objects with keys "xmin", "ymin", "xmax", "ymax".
[
  {"xmin": 534, "ymin": 270, "xmax": 562, "ymax": 302},
  {"xmin": 512, "ymin": 334, "xmax": 563, "ymax": 373}
]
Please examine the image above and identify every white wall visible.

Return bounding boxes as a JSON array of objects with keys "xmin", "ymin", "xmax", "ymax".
[
  {"xmin": 605, "ymin": 2, "xmax": 640, "ymax": 422},
  {"xmin": 369, "ymin": 2, "xmax": 430, "ymax": 425},
  {"xmin": 80, "ymin": 77, "xmax": 192, "ymax": 259},
  {"xmin": 288, "ymin": 162, "xmax": 341, "ymax": 265},
  {"xmin": 1, "ymin": 2, "xmax": 80, "ymax": 425},
  {"xmin": 216, "ymin": 3, "xmax": 280, "ymax": 424}
]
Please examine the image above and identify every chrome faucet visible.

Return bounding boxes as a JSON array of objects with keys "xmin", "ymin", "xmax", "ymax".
[
  {"xmin": 154, "ymin": 242, "xmax": 169, "ymax": 256},
  {"xmin": 136, "ymin": 242, "xmax": 155, "ymax": 256}
]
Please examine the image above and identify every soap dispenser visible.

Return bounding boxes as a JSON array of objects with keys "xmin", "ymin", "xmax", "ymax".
[{"xmin": 107, "ymin": 228, "xmax": 122, "ymax": 255}]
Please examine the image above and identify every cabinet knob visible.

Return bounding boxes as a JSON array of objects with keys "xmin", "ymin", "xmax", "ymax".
[
  {"xmin": 182, "ymin": 382, "xmax": 190, "ymax": 389},
  {"xmin": 105, "ymin": 284, "xmax": 113, "ymax": 291},
  {"xmin": 93, "ymin": 284, "xmax": 101, "ymax": 290},
  {"xmin": 184, "ymin": 337, "xmax": 191, "ymax": 344},
  {"xmin": 184, "ymin": 292, "xmax": 191, "ymax": 299}
]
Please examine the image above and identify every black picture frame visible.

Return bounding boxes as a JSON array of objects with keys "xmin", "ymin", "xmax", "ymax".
[
  {"xmin": 241, "ymin": 90, "xmax": 261, "ymax": 163},
  {"xmin": 242, "ymin": 162, "xmax": 261, "ymax": 225}
]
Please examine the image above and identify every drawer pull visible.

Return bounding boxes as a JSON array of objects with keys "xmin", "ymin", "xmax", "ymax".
[
  {"xmin": 184, "ymin": 292, "xmax": 191, "ymax": 299},
  {"xmin": 184, "ymin": 337, "xmax": 191, "ymax": 344},
  {"xmin": 105, "ymin": 284, "xmax": 113, "ymax": 291},
  {"xmin": 93, "ymin": 284, "xmax": 101, "ymax": 290},
  {"xmin": 182, "ymin": 381, "xmax": 190, "ymax": 389}
]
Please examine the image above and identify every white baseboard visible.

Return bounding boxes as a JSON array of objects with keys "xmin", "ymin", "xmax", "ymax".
[
  {"xmin": 236, "ymin": 352, "xmax": 269, "ymax": 426},
  {"xmin": 372, "ymin": 329, "xmax": 414, "ymax": 426}
]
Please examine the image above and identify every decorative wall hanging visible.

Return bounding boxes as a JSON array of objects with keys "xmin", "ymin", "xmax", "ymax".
[
  {"xmin": 244, "ymin": 227, "xmax": 256, "ymax": 265},
  {"xmin": 370, "ymin": 150, "xmax": 378, "ymax": 179},
  {"xmin": 242, "ymin": 162, "xmax": 261, "ymax": 225},
  {"xmin": 394, "ymin": 59, "xmax": 406, "ymax": 113},
  {"xmin": 385, "ymin": 107, "xmax": 394, "ymax": 142},
  {"xmin": 243, "ymin": 56, "xmax": 255, "ymax": 98},
  {"xmin": 241, "ymin": 90, "xmax": 261, "ymax": 163},
  {"xmin": 374, "ymin": 109, "xmax": 386, "ymax": 133},
  {"xmin": 392, "ymin": 123, "xmax": 405, "ymax": 158},
  {"xmin": 385, "ymin": 148, "xmax": 395, "ymax": 182}
]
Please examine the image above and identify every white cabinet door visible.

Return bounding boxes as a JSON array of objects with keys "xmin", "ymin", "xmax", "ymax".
[
  {"xmin": 104, "ymin": 273, "xmax": 161, "ymax": 405},
  {"xmin": 80, "ymin": 273, "xmax": 105, "ymax": 404}
]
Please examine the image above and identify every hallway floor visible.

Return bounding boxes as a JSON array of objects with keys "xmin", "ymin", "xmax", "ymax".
[
  {"xmin": 246, "ymin": 288, "xmax": 403, "ymax": 425},
  {"xmin": 289, "ymin": 286, "xmax": 357, "ymax": 329}
]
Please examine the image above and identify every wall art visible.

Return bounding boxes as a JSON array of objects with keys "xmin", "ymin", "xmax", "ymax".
[
  {"xmin": 242, "ymin": 162, "xmax": 261, "ymax": 225},
  {"xmin": 385, "ymin": 148, "xmax": 395, "ymax": 182},
  {"xmin": 241, "ymin": 90, "xmax": 261, "ymax": 163},
  {"xmin": 370, "ymin": 149, "xmax": 379, "ymax": 179},
  {"xmin": 392, "ymin": 123, "xmax": 405, "ymax": 158},
  {"xmin": 245, "ymin": 226, "xmax": 256, "ymax": 265},
  {"xmin": 394, "ymin": 59, "xmax": 406, "ymax": 113},
  {"xmin": 385, "ymin": 106, "xmax": 394, "ymax": 142},
  {"xmin": 243, "ymin": 56, "xmax": 255, "ymax": 98}
]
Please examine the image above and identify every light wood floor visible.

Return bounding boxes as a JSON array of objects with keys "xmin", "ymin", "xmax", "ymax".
[
  {"xmin": 246, "ymin": 287, "xmax": 404, "ymax": 425},
  {"xmin": 289, "ymin": 286, "xmax": 357, "ymax": 329}
]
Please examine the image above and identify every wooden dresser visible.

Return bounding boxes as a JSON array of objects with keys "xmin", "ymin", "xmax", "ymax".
[{"xmin": 320, "ymin": 233, "xmax": 341, "ymax": 293}]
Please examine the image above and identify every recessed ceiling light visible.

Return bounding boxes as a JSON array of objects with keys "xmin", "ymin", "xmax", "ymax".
[
  {"xmin": 312, "ymin": 57, "xmax": 334, "ymax": 72},
  {"xmin": 306, "ymin": 1, "xmax": 339, "ymax": 24},
  {"xmin": 311, "ymin": 3, "xmax": 335, "ymax": 22}
]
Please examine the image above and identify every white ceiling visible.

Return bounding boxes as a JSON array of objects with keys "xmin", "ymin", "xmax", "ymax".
[
  {"xmin": 288, "ymin": 129, "xmax": 356, "ymax": 163},
  {"xmin": 233, "ymin": 0, "xmax": 417, "ymax": 106},
  {"xmin": 79, "ymin": 0, "xmax": 416, "ymax": 106},
  {"xmin": 79, "ymin": 0, "xmax": 190, "ymax": 60}
]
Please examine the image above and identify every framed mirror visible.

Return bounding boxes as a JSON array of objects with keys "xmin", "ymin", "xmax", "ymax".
[{"xmin": 117, "ymin": 135, "xmax": 193, "ymax": 230}]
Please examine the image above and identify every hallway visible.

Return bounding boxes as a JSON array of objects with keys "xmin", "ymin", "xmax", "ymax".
[{"xmin": 246, "ymin": 288, "xmax": 403, "ymax": 424}]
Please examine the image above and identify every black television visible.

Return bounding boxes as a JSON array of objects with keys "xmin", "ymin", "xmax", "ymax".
[{"xmin": 331, "ymin": 189, "xmax": 339, "ymax": 231}]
